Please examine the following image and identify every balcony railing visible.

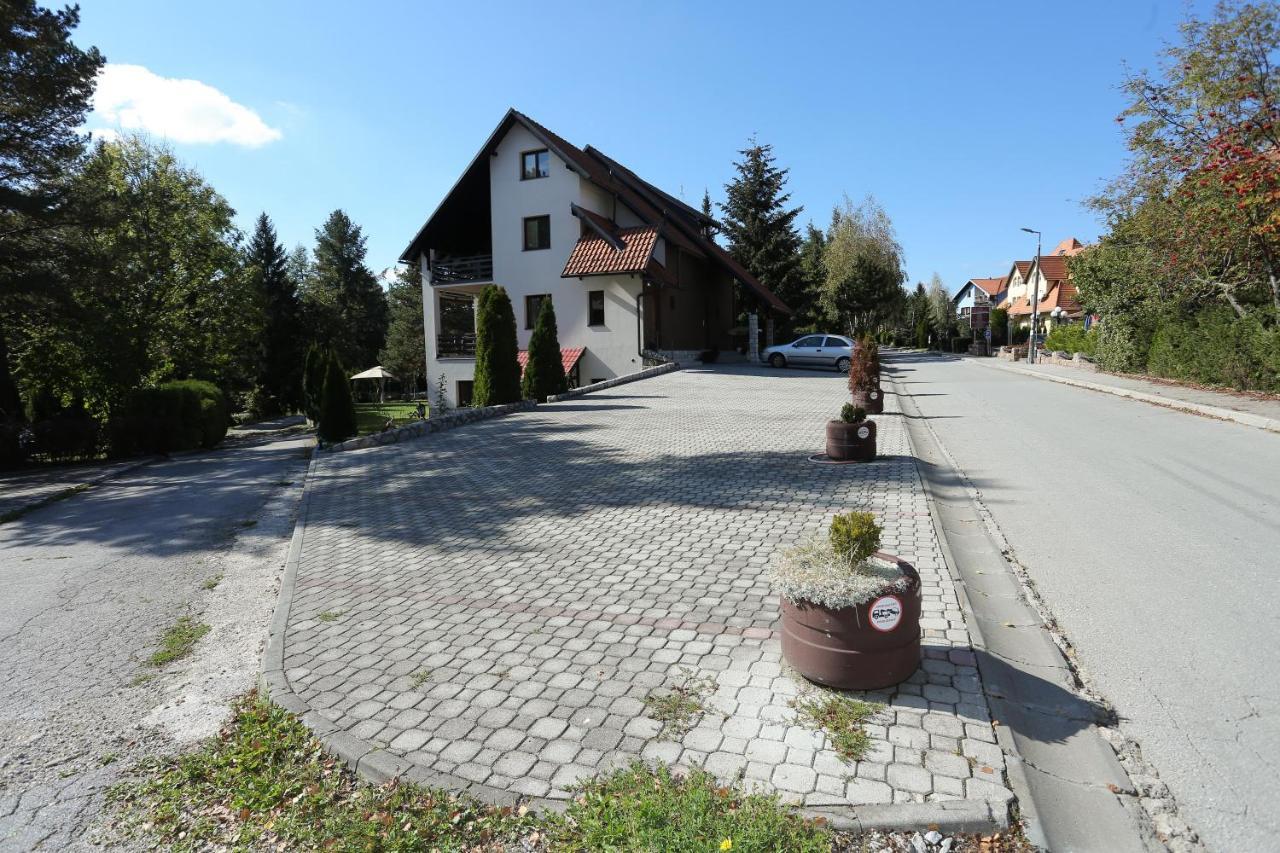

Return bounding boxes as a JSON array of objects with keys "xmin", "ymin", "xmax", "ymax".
[
  {"xmin": 431, "ymin": 254, "xmax": 493, "ymax": 285},
  {"xmin": 437, "ymin": 333, "xmax": 476, "ymax": 358}
]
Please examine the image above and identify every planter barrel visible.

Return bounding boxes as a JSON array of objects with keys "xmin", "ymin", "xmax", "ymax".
[
  {"xmin": 780, "ymin": 554, "xmax": 921, "ymax": 690},
  {"xmin": 851, "ymin": 382, "xmax": 884, "ymax": 414},
  {"xmin": 825, "ymin": 419, "xmax": 876, "ymax": 461}
]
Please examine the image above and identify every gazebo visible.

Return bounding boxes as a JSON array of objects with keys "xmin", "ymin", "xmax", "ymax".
[{"xmin": 350, "ymin": 366, "xmax": 396, "ymax": 403}]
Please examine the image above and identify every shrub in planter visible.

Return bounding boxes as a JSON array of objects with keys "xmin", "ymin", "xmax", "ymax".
[
  {"xmin": 774, "ymin": 512, "xmax": 921, "ymax": 690},
  {"xmin": 825, "ymin": 404, "xmax": 876, "ymax": 462},
  {"xmin": 847, "ymin": 343, "xmax": 883, "ymax": 414}
]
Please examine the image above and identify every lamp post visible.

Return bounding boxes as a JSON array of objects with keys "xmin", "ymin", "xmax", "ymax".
[{"xmin": 1021, "ymin": 227, "xmax": 1042, "ymax": 364}]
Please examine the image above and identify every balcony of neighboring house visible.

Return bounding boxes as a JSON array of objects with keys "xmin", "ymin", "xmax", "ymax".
[
  {"xmin": 429, "ymin": 253, "xmax": 493, "ymax": 286},
  {"xmin": 436, "ymin": 291, "xmax": 478, "ymax": 359}
]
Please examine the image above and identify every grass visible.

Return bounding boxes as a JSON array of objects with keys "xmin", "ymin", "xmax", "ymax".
[
  {"xmin": 0, "ymin": 483, "xmax": 92, "ymax": 524},
  {"xmin": 408, "ymin": 669, "xmax": 432, "ymax": 689},
  {"xmin": 788, "ymin": 692, "xmax": 882, "ymax": 762},
  {"xmin": 316, "ymin": 610, "xmax": 343, "ymax": 623},
  {"xmin": 147, "ymin": 616, "xmax": 210, "ymax": 667},
  {"xmin": 643, "ymin": 669, "xmax": 720, "ymax": 740},
  {"xmin": 355, "ymin": 402, "xmax": 423, "ymax": 436},
  {"xmin": 201, "ymin": 574, "xmax": 223, "ymax": 591},
  {"xmin": 108, "ymin": 694, "xmax": 832, "ymax": 852}
]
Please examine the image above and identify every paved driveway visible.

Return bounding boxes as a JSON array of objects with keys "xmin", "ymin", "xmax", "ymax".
[{"xmin": 279, "ymin": 364, "xmax": 1011, "ymax": 810}]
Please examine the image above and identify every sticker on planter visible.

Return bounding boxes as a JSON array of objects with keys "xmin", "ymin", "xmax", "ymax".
[
  {"xmin": 857, "ymin": 426, "xmax": 870, "ymax": 439},
  {"xmin": 868, "ymin": 595, "xmax": 903, "ymax": 632},
  {"xmin": 870, "ymin": 390, "xmax": 879, "ymax": 400}
]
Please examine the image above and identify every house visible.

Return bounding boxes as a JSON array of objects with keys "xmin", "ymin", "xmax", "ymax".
[
  {"xmin": 400, "ymin": 109, "xmax": 790, "ymax": 408},
  {"xmin": 994, "ymin": 239, "xmax": 1085, "ymax": 336},
  {"xmin": 951, "ymin": 277, "xmax": 1005, "ymax": 331}
]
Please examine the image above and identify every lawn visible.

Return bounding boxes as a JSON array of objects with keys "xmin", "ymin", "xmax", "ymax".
[{"xmin": 354, "ymin": 402, "xmax": 424, "ymax": 435}]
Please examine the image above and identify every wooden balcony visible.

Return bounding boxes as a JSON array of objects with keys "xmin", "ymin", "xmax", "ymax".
[
  {"xmin": 437, "ymin": 333, "xmax": 477, "ymax": 358},
  {"xmin": 431, "ymin": 254, "xmax": 493, "ymax": 285}
]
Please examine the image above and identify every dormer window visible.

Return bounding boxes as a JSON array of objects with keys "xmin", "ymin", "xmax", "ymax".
[{"xmin": 521, "ymin": 149, "xmax": 549, "ymax": 180}]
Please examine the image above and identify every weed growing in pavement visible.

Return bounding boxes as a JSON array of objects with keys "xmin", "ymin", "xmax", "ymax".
[
  {"xmin": 788, "ymin": 692, "xmax": 882, "ymax": 761},
  {"xmin": 408, "ymin": 669, "xmax": 432, "ymax": 689},
  {"xmin": 317, "ymin": 610, "xmax": 343, "ymax": 622},
  {"xmin": 201, "ymin": 574, "xmax": 223, "ymax": 591},
  {"xmin": 643, "ymin": 668, "xmax": 720, "ymax": 740},
  {"xmin": 0, "ymin": 483, "xmax": 92, "ymax": 524},
  {"xmin": 147, "ymin": 616, "xmax": 210, "ymax": 667}
]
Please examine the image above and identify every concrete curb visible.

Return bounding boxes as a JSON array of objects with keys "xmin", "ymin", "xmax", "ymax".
[
  {"xmin": 969, "ymin": 357, "xmax": 1280, "ymax": 435},
  {"xmin": 324, "ymin": 400, "xmax": 536, "ymax": 453},
  {"xmin": 0, "ymin": 454, "xmax": 161, "ymax": 522},
  {"xmin": 886, "ymin": 356, "xmax": 1156, "ymax": 852},
  {"xmin": 545, "ymin": 362, "xmax": 679, "ymax": 402},
  {"xmin": 257, "ymin": 366, "xmax": 1015, "ymax": 840}
]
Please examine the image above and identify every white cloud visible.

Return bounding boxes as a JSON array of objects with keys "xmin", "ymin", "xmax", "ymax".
[{"xmin": 91, "ymin": 64, "xmax": 281, "ymax": 147}]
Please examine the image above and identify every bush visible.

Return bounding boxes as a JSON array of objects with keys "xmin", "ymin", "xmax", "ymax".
[
  {"xmin": 109, "ymin": 380, "xmax": 228, "ymax": 457},
  {"xmin": 829, "ymin": 511, "xmax": 881, "ymax": 563},
  {"xmin": 302, "ymin": 345, "xmax": 327, "ymax": 424},
  {"xmin": 950, "ymin": 336, "xmax": 972, "ymax": 353},
  {"xmin": 1043, "ymin": 324, "xmax": 1098, "ymax": 356},
  {"xmin": 472, "ymin": 285, "xmax": 521, "ymax": 407},
  {"xmin": 838, "ymin": 403, "xmax": 866, "ymax": 424},
  {"xmin": 914, "ymin": 318, "xmax": 928, "ymax": 349},
  {"xmin": 318, "ymin": 353, "xmax": 357, "ymax": 443},
  {"xmin": 989, "ymin": 308, "xmax": 1008, "ymax": 345},
  {"xmin": 30, "ymin": 409, "xmax": 100, "ymax": 461},
  {"xmin": 521, "ymin": 296, "xmax": 568, "ymax": 401},
  {"xmin": 0, "ymin": 420, "xmax": 28, "ymax": 469},
  {"xmin": 1145, "ymin": 306, "xmax": 1280, "ymax": 392},
  {"xmin": 846, "ymin": 341, "xmax": 877, "ymax": 395}
]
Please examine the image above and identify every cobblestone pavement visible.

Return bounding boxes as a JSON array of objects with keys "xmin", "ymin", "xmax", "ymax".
[
  {"xmin": 0, "ymin": 436, "xmax": 309, "ymax": 851},
  {"xmin": 281, "ymin": 363, "xmax": 1012, "ymax": 809}
]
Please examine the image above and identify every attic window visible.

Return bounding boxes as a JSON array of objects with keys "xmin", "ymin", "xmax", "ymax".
[{"xmin": 521, "ymin": 149, "xmax": 549, "ymax": 180}]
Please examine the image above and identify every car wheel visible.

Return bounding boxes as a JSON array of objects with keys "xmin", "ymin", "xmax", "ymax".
[
  {"xmin": 836, "ymin": 356, "xmax": 851, "ymax": 373},
  {"xmin": 769, "ymin": 353, "xmax": 786, "ymax": 368}
]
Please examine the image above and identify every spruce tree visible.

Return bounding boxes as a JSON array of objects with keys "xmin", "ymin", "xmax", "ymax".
[
  {"xmin": 521, "ymin": 296, "xmax": 567, "ymax": 401},
  {"xmin": 246, "ymin": 213, "xmax": 302, "ymax": 415},
  {"xmin": 379, "ymin": 264, "xmax": 425, "ymax": 394},
  {"xmin": 309, "ymin": 210, "xmax": 388, "ymax": 371},
  {"xmin": 471, "ymin": 285, "xmax": 520, "ymax": 406},
  {"xmin": 719, "ymin": 139, "xmax": 805, "ymax": 317},
  {"xmin": 317, "ymin": 350, "xmax": 356, "ymax": 443}
]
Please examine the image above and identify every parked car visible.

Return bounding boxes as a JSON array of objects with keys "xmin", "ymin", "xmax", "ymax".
[{"xmin": 762, "ymin": 334, "xmax": 854, "ymax": 372}]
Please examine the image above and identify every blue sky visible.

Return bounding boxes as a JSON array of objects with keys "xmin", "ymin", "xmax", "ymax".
[{"xmin": 76, "ymin": 0, "xmax": 1214, "ymax": 290}]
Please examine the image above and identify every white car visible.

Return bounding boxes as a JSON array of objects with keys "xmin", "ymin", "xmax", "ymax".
[{"xmin": 762, "ymin": 334, "xmax": 854, "ymax": 372}]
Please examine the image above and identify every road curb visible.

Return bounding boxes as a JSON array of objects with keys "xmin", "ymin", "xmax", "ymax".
[
  {"xmin": 0, "ymin": 454, "xmax": 161, "ymax": 523},
  {"xmin": 886, "ymin": 355, "xmax": 1156, "ymax": 852},
  {"xmin": 969, "ymin": 357, "xmax": 1280, "ymax": 435},
  {"xmin": 258, "ymin": 384, "xmax": 1014, "ymax": 840}
]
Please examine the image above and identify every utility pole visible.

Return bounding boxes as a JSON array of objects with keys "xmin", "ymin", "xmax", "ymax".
[{"xmin": 1021, "ymin": 227, "xmax": 1042, "ymax": 364}]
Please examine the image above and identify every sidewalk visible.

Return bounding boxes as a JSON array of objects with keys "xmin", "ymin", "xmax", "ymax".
[
  {"xmin": 264, "ymin": 365, "xmax": 1015, "ymax": 832},
  {"xmin": 973, "ymin": 357, "xmax": 1280, "ymax": 433},
  {"xmin": 0, "ymin": 457, "xmax": 154, "ymax": 521}
]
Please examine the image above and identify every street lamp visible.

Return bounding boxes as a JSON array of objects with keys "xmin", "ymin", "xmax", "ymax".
[{"xmin": 1021, "ymin": 227, "xmax": 1042, "ymax": 364}]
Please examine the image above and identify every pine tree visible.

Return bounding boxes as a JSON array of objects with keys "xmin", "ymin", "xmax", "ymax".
[
  {"xmin": 719, "ymin": 139, "xmax": 805, "ymax": 318},
  {"xmin": 317, "ymin": 350, "xmax": 356, "ymax": 443},
  {"xmin": 246, "ymin": 213, "xmax": 302, "ymax": 415},
  {"xmin": 309, "ymin": 210, "xmax": 388, "ymax": 371},
  {"xmin": 521, "ymin": 296, "xmax": 567, "ymax": 401},
  {"xmin": 379, "ymin": 264, "xmax": 425, "ymax": 395},
  {"xmin": 472, "ymin": 285, "xmax": 520, "ymax": 406}
]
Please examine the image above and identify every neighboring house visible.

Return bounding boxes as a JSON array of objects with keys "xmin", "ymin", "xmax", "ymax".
[
  {"xmin": 400, "ymin": 109, "xmax": 790, "ymax": 408},
  {"xmin": 996, "ymin": 240, "xmax": 1085, "ymax": 334},
  {"xmin": 951, "ymin": 277, "xmax": 1005, "ymax": 331}
]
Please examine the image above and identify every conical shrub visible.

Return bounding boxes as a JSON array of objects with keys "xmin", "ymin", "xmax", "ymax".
[
  {"xmin": 521, "ymin": 296, "xmax": 568, "ymax": 401},
  {"xmin": 472, "ymin": 285, "xmax": 521, "ymax": 406},
  {"xmin": 318, "ymin": 351, "xmax": 357, "ymax": 443}
]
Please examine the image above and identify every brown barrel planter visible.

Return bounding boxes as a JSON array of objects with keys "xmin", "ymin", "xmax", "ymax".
[
  {"xmin": 780, "ymin": 555, "xmax": 921, "ymax": 690},
  {"xmin": 825, "ymin": 419, "xmax": 876, "ymax": 461}
]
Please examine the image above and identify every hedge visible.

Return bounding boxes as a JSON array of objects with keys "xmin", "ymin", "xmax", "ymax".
[
  {"xmin": 1143, "ymin": 307, "xmax": 1280, "ymax": 393},
  {"xmin": 109, "ymin": 380, "xmax": 229, "ymax": 456},
  {"xmin": 1043, "ymin": 324, "xmax": 1098, "ymax": 356}
]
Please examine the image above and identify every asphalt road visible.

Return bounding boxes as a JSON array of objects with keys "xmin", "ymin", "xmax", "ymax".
[
  {"xmin": 894, "ymin": 353, "xmax": 1280, "ymax": 852},
  {"xmin": 0, "ymin": 434, "xmax": 308, "ymax": 850}
]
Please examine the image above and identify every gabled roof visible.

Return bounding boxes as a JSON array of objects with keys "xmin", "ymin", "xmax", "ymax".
[
  {"xmin": 1034, "ymin": 255, "xmax": 1071, "ymax": 283},
  {"xmin": 401, "ymin": 108, "xmax": 790, "ymax": 314},
  {"xmin": 970, "ymin": 277, "xmax": 1004, "ymax": 297},
  {"xmin": 1013, "ymin": 260, "xmax": 1032, "ymax": 277},
  {"xmin": 562, "ymin": 206, "xmax": 658, "ymax": 277},
  {"xmin": 1051, "ymin": 237, "xmax": 1086, "ymax": 256}
]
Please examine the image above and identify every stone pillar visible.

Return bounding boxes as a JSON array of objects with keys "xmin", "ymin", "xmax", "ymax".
[
  {"xmin": 748, "ymin": 313, "xmax": 760, "ymax": 363},
  {"xmin": 765, "ymin": 316, "xmax": 775, "ymax": 348}
]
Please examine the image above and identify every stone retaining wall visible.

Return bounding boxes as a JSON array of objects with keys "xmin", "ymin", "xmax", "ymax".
[
  {"xmin": 545, "ymin": 362, "xmax": 679, "ymax": 402},
  {"xmin": 324, "ymin": 400, "xmax": 537, "ymax": 453}
]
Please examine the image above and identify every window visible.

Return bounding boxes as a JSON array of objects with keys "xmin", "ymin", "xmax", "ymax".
[
  {"xmin": 523, "ymin": 215, "xmax": 550, "ymax": 251},
  {"xmin": 588, "ymin": 290, "xmax": 605, "ymax": 326},
  {"xmin": 824, "ymin": 337, "xmax": 849, "ymax": 348},
  {"xmin": 525, "ymin": 293, "xmax": 550, "ymax": 329},
  {"xmin": 521, "ymin": 149, "xmax": 550, "ymax": 180},
  {"xmin": 794, "ymin": 336, "xmax": 825, "ymax": 348}
]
